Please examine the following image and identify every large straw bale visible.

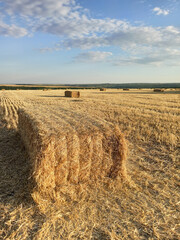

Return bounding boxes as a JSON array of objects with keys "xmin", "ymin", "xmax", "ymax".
[
  {"xmin": 100, "ymin": 88, "xmax": 106, "ymax": 91},
  {"xmin": 18, "ymin": 108, "xmax": 127, "ymax": 202},
  {"xmin": 43, "ymin": 88, "xmax": 51, "ymax": 91},
  {"xmin": 153, "ymin": 89, "xmax": 164, "ymax": 92},
  {"xmin": 65, "ymin": 91, "xmax": 80, "ymax": 98}
]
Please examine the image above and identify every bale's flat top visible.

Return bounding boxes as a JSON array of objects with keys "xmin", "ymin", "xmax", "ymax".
[{"xmin": 18, "ymin": 99, "xmax": 111, "ymax": 137}]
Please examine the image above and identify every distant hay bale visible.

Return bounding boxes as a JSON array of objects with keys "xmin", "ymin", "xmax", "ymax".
[
  {"xmin": 1, "ymin": 89, "xmax": 5, "ymax": 91},
  {"xmin": 153, "ymin": 89, "xmax": 164, "ymax": 92},
  {"xmin": 123, "ymin": 89, "xmax": 129, "ymax": 91},
  {"xmin": 18, "ymin": 108, "xmax": 127, "ymax": 202},
  {"xmin": 43, "ymin": 88, "xmax": 49, "ymax": 91},
  {"xmin": 100, "ymin": 88, "xmax": 106, "ymax": 91},
  {"xmin": 65, "ymin": 91, "xmax": 80, "ymax": 98}
]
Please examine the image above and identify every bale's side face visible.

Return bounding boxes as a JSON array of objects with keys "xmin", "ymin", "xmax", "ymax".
[
  {"xmin": 154, "ymin": 89, "xmax": 164, "ymax": 92},
  {"xmin": 65, "ymin": 91, "xmax": 80, "ymax": 98},
  {"xmin": 18, "ymin": 109, "xmax": 127, "ymax": 203}
]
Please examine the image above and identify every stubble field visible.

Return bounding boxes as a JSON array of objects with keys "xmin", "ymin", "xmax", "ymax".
[{"xmin": 0, "ymin": 89, "xmax": 179, "ymax": 240}]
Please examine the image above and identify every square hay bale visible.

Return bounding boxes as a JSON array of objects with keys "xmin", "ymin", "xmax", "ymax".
[
  {"xmin": 18, "ymin": 108, "xmax": 127, "ymax": 203},
  {"xmin": 65, "ymin": 91, "xmax": 80, "ymax": 98},
  {"xmin": 154, "ymin": 89, "xmax": 164, "ymax": 92},
  {"xmin": 100, "ymin": 88, "xmax": 106, "ymax": 91}
]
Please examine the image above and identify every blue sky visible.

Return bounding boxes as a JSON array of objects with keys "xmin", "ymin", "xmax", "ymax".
[{"xmin": 0, "ymin": 0, "xmax": 180, "ymax": 84}]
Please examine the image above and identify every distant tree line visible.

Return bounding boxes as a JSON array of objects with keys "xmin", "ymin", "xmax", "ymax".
[{"xmin": 0, "ymin": 82, "xmax": 180, "ymax": 90}]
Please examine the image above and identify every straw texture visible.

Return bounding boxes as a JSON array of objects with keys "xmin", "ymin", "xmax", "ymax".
[{"xmin": 18, "ymin": 108, "xmax": 127, "ymax": 202}]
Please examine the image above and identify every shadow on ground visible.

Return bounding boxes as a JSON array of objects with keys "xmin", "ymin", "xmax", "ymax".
[
  {"xmin": 39, "ymin": 95, "xmax": 65, "ymax": 98},
  {"xmin": 0, "ymin": 117, "xmax": 46, "ymax": 239},
  {"xmin": 0, "ymin": 124, "xmax": 33, "ymax": 206},
  {"xmin": 39, "ymin": 95, "xmax": 83, "ymax": 101}
]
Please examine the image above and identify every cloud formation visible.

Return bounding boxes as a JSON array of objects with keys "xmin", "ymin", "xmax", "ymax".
[
  {"xmin": 3, "ymin": 0, "xmax": 77, "ymax": 18},
  {"xmin": 1, "ymin": 0, "xmax": 127, "ymax": 38},
  {"xmin": 0, "ymin": 21, "xmax": 28, "ymax": 37},
  {"xmin": 74, "ymin": 51, "xmax": 112, "ymax": 63},
  {"xmin": 36, "ymin": 18, "xmax": 127, "ymax": 38},
  {"xmin": 113, "ymin": 48, "xmax": 180, "ymax": 66},
  {"xmin": 0, "ymin": 0, "xmax": 179, "ymax": 66},
  {"xmin": 153, "ymin": 7, "xmax": 169, "ymax": 16},
  {"xmin": 64, "ymin": 25, "xmax": 180, "ymax": 50}
]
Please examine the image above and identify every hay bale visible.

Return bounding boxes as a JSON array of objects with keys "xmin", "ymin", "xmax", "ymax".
[
  {"xmin": 18, "ymin": 108, "xmax": 127, "ymax": 202},
  {"xmin": 123, "ymin": 89, "xmax": 129, "ymax": 91},
  {"xmin": 65, "ymin": 91, "xmax": 80, "ymax": 98},
  {"xmin": 154, "ymin": 89, "xmax": 164, "ymax": 92},
  {"xmin": 100, "ymin": 88, "xmax": 106, "ymax": 91}
]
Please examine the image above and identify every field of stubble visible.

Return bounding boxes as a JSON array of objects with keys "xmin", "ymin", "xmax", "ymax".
[{"xmin": 0, "ymin": 89, "xmax": 179, "ymax": 240}]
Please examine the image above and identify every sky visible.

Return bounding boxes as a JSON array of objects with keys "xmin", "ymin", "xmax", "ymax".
[{"xmin": 0, "ymin": 0, "xmax": 180, "ymax": 84}]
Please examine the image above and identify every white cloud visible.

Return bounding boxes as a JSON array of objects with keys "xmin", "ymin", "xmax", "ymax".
[
  {"xmin": 1, "ymin": 0, "xmax": 127, "ymax": 38},
  {"xmin": 113, "ymin": 48, "xmax": 180, "ymax": 66},
  {"xmin": 63, "ymin": 25, "xmax": 180, "ymax": 49},
  {"xmin": 153, "ymin": 7, "xmax": 169, "ymax": 16},
  {"xmin": 37, "ymin": 47, "xmax": 61, "ymax": 53},
  {"xmin": 74, "ymin": 51, "xmax": 112, "ymax": 62},
  {"xmin": 35, "ymin": 17, "xmax": 127, "ymax": 38},
  {"xmin": 0, "ymin": 21, "xmax": 28, "ymax": 37},
  {"xmin": 3, "ymin": 0, "xmax": 77, "ymax": 18}
]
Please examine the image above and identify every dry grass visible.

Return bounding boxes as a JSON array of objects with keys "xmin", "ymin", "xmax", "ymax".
[{"xmin": 0, "ymin": 89, "xmax": 179, "ymax": 239}]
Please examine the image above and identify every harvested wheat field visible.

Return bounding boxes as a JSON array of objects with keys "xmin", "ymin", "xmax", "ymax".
[{"xmin": 0, "ymin": 89, "xmax": 179, "ymax": 239}]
